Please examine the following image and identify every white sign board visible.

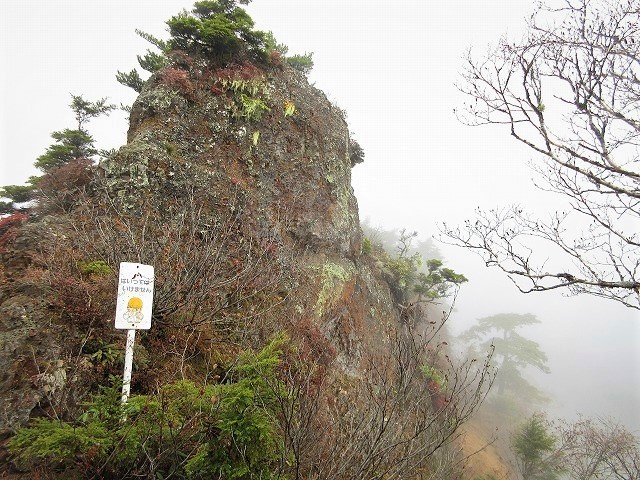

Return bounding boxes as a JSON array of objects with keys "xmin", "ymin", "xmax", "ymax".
[{"xmin": 115, "ymin": 262, "xmax": 154, "ymax": 330}]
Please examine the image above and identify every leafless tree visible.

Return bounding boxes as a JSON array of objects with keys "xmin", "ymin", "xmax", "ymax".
[
  {"xmin": 66, "ymin": 185, "xmax": 291, "ymax": 337},
  {"xmin": 556, "ymin": 417, "xmax": 640, "ymax": 480},
  {"xmin": 284, "ymin": 305, "xmax": 496, "ymax": 480},
  {"xmin": 443, "ymin": 0, "xmax": 640, "ymax": 308}
]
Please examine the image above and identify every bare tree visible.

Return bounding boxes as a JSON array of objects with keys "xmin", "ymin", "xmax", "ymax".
[
  {"xmin": 443, "ymin": 0, "xmax": 640, "ymax": 308},
  {"xmin": 292, "ymin": 305, "xmax": 496, "ymax": 480},
  {"xmin": 66, "ymin": 185, "xmax": 290, "ymax": 337},
  {"xmin": 556, "ymin": 417, "xmax": 640, "ymax": 480}
]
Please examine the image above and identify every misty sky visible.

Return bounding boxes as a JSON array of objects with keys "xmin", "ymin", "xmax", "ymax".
[{"xmin": 1, "ymin": 0, "xmax": 638, "ymax": 430}]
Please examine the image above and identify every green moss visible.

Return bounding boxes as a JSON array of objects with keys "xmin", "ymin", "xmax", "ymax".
[
  {"xmin": 78, "ymin": 260, "xmax": 112, "ymax": 276},
  {"xmin": 314, "ymin": 261, "xmax": 352, "ymax": 316}
]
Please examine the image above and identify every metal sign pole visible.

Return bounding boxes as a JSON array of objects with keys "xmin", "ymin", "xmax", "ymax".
[
  {"xmin": 114, "ymin": 262, "xmax": 154, "ymax": 406},
  {"xmin": 121, "ymin": 329, "xmax": 136, "ymax": 404}
]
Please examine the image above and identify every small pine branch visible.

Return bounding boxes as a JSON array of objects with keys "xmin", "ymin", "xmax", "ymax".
[
  {"xmin": 116, "ymin": 69, "xmax": 145, "ymax": 93},
  {"xmin": 135, "ymin": 29, "xmax": 170, "ymax": 52},
  {"xmin": 286, "ymin": 52, "xmax": 314, "ymax": 76},
  {"xmin": 137, "ymin": 50, "xmax": 168, "ymax": 73}
]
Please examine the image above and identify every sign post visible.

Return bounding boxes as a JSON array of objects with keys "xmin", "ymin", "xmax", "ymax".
[
  {"xmin": 114, "ymin": 262, "xmax": 154, "ymax": 404},
  {"xmin": 122, "ymin": 329, "xmax": 137, "ymax": 404}
]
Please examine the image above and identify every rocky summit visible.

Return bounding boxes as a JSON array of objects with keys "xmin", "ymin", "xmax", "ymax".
[{"xmin": 0, "ymin": 4, "xmax": 486, "ymax": 477}]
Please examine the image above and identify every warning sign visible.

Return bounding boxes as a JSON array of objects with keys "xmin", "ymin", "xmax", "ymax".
[{"xmin": 115, "ymin": 262, "xmax": 154, "ymax": 330}]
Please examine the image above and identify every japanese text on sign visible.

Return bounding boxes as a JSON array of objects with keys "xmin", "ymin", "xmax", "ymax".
[{"xmin": 115, "ymin": 262, "xmax": 154, "ymax": 330}]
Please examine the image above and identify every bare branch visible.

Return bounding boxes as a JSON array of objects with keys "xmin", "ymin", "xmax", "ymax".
[{"xmin": 449, "ymin": 0, "xmax": 640, "ymax": 309}]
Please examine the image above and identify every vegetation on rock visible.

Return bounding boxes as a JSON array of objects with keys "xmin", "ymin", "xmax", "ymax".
[
  {"xmin": 116, "ymin": 0, "xmax": 314, "ymax": 95},
  {"xmin": 167, "ymin": 0, "xmax": 268, "ymax": 64},
  {"xmin": 362, "ymin": 225, "xmax": 468, "ymax": 306},
  {"xmin": 0, "ymin": 2, "xmax": 515, "ymax": 479},
  {"xmin": 9, "ymin": 336, "xmax": 291, "ymax": 479}
]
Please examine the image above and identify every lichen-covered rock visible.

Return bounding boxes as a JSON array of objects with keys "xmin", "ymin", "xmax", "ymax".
[
  {"xmin": 102, "ymin": 64, "xmax": 361, "ymax": 258},
  {"xmin": 0, "ymin": 58, "xmax": 403, "ymax": 439},
  {"xmin": 99, "ymin": 59, "xmax": 400, "ymax": 372},
  {"xmin": 0, "ymin": 294, "xmax": 63, "ymax": 432}
]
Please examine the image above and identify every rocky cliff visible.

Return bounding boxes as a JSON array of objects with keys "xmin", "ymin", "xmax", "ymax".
[
  {"xmin": 102, "ymin": 56, "xmax": 404, "ymax": 371},
  {"xmin": 0, "ymin": 56, "xmax": 401, "ymax": 427},
  {"xmin": 0, "ymin": 24, "xmax": 489, "ymax": 477}
]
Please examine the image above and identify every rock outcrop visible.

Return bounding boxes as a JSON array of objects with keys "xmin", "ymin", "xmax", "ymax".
[
  {"xmin": 105, "ymin": 63, "xmax": 360, "ymax": 257},
  {"xmin": 0, "ymin": 59, "xmax": 402, "ymax": 434},
  {"xmin": 0, "ymin": 7, "xmax": 487, "ymax": 477}
]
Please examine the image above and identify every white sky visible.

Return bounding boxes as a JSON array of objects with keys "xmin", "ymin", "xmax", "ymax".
[{"xmin": 1, "ymin": 0, "xmax": 639, "ymax": 429}]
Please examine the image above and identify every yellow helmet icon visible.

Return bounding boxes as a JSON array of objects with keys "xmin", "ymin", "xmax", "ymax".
[{"xmin": 127, "ymin": 297, "xmax": 143, "ymax": 310}]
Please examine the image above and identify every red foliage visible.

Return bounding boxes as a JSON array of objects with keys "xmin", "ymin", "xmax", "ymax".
[
  {"xmin": 160, "ymin": 68, "xmax": 193, "ymax": 95},
  {"xmin": 214, "ymin": 63, "xmax": 265, "ymax": 83},
  {"xmin": 431, "ymin": 393, "xmax": 448, "ymax": 411},
  {"xmin": 261, "ymin": 238, "xmax": 279, "ymax": 257},
  {"xmin": 37, "ymin": 158, "xmax": 94, "ymax": 213},
  {"xmin": 39, "ymin": 157, "xmax": 93, "ymax": 191},
  {"xmin": 49, "ymin": 273, "xmax": 114, "ymax": 328},
  {"xmin": 274, "ymin": 317, "xmax": 337, "ymax": 397},
  {"xmin": 0, "ymin": 212, "xmax": 28, "ymax": 252},
  {"xmin": 268, "ymin": 50, "xmax": 284, "ymax": 68},
  {"xmin": 291, "ymin": 317, "xmax": 336, "ymax": 369},
  {"xmin": 210, "ymin": 84, "xmax": 225, "ymax": 95},
  {"xmin": 427, "ymin": 379, "xmax": 448, "ymax": 411}
]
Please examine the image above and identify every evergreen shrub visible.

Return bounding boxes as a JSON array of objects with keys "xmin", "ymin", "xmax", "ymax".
[{"xmin": 8, "ymin": 336, "xmax": 291, "ymax": 479}]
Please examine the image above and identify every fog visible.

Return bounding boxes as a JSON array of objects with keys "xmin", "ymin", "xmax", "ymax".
[
  {"xmin": 448, "ymin": 252, "xmax": 640, "ymax": 432},
  {"xmin": 1, "ymin": 0, "xmax": 638, "ymax": 436}
]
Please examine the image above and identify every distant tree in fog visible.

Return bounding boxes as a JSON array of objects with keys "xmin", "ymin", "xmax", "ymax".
[
  {"xmin": 512, "ymin": 414, "xmax": 563, "ymax": 480},
  {"xmin": 443, "ymin": 0, "xmax": 640, "ymax": 309},
  {"xmin": 361, "ymin": 220, "xmax": 442, "ymax": 261},
  {"xmin": 512, "ymin": 414, "xmax": 640, "ymax": 480},
  {"xmin": 460, "ymin": 313, "xmax": 549, "ymax": 411}
]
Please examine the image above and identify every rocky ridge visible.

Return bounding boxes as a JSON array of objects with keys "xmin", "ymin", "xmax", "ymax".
[{"xmin": 0, "ymin": 58, "xmax": 402, "ymax": 434}]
